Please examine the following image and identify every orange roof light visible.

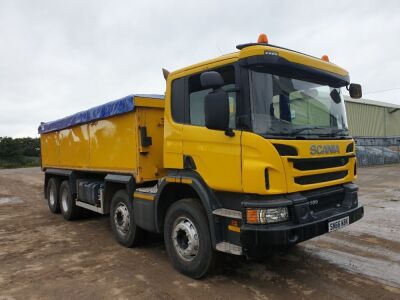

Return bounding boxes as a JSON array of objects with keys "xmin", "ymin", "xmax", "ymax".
[
  {"xmin": 321, "ymin": 55, "xmax": 330, "ymax": 62},
  {"xmin": 257, "ymin": 33, "xmax": 268, "ymax": 44}
]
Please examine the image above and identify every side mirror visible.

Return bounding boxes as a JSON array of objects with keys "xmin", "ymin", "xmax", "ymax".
[
  {"xmin": 200, "ymin": 71, "xmax": 224, "ymax": 89},
  {"xmin": 349, "ymin": 83, "xmax": 362, "ymax": 99},
  {"xmin": 204, "ymin": 90, "xmax": 230, "ymax": 132},
  {"xmin": 201, "ymin": 71, "xmax": 233, "ymax": 135}
]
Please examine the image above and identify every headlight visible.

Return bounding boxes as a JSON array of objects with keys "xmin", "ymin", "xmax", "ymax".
[{"xmin": 246, "ymin": 207, "xmax": 289, "ymax": 224}]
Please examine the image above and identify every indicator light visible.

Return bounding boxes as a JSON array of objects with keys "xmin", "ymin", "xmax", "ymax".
[
  {"xmin": 246, "ymin": 207, "xmax": 289, "ymax": 224},
  {"xmin": 246, "ymin": 209, "xmax": 259, "ymax": 224}
]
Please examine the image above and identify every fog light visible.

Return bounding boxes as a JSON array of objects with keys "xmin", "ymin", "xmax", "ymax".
[{"xmin": 246, "ymin": 207, "xmax": 289, "ymax": 224}]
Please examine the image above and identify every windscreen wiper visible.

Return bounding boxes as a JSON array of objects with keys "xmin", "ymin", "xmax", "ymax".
[
  {"xmin": 329, "ymin": 128, "xmax": 349, "ymax": 136},
  {"xmin": 289, "ymin": 126, "xmax": 325, "ymax": 135}
]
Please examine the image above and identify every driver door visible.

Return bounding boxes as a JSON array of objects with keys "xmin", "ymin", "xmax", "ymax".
[{"xmin": 182, "ymin": 65, "xmax": 242, "ymax": 192}]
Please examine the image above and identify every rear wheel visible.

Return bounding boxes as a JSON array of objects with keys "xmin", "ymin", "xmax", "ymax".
[
  {"xmin": 46, "ymin": 178, "xmax": 61, "ymax": 214},
  {"xmin": 60, "ymin": 180, "xmax": 82, "ymax": 220},
  {"xmin": 110, "ymin": 190, "xmax": 145, "ymax": 247},
  {"xmin": 164, "ymin": 198, "xmax": 215, "ymax": 279}
]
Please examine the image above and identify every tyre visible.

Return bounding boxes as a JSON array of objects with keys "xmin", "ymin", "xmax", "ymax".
[
  {"xmin": 46, "ymin": 177, "xmax": 61, "ymax": 214},
  {"xmin": 110, "ymin": 190, "xmax": 145, "ymax": 247},
  {"xmin": 164, "ymin": 198, "xmax": 215, "ymax": 279},
  {"xmin": 59, "ymin": 180, "xmax": 82, "ymax": 221}
]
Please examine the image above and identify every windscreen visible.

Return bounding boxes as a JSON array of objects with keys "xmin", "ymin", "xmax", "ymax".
[{"xmin": 249, "ymin": 69, "xmax": 349, "ymax": 137}]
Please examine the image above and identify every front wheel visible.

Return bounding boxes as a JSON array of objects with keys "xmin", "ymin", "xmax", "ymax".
[{"xmin": 164, "ymin": 198, "xmax": 215, "ymax": 279}]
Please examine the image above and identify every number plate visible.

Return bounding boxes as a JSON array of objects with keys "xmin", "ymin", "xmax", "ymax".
[{"xmin": 328, "ymin": 216, "xmax": 349, "ymax": 232}]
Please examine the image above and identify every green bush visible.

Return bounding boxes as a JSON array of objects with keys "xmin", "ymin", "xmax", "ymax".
[{"xmin": 0, "ymin": 137, "xmax": 40, "ymax": 168}]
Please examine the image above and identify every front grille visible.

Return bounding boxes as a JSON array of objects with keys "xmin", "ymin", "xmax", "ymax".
[
  {"xmin": 294, "ymin": 171, "xmax": 348, "ymax": 185},
  {"xmin": 303, "ymin": 186, "xmax": 345, "ymax": 213},
  {"xmin": 273, "ymin": 144, "xmax": 298, "ymax": 156},
  {"xmin": 291, "ymin": 156, "xmax": 349, "ymax": 171},
  {"xmin": 346, "ymin": 142, "xmax": 354, "ymax": 153},
  {"xmin": 308, "ymin": 191, "xmax": 344, "ymax": 213}
]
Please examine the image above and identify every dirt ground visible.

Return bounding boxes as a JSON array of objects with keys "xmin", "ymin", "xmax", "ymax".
[{"xmin": 0, "ymin": 166, "xmax": 399, "ymax": 299}]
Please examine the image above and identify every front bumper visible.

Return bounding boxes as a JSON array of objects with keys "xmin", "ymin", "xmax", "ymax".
[
  {"xmin": 241, "ymin": 204, "xmax": 363, "ymax": 249},
  {"xmin": 239, "ymin": 183, "xmax": 363, "ymax": 254}
]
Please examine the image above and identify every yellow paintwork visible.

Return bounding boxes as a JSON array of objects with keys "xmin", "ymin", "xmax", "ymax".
[
  {"xmin": 163, "ymin": 81, "xmax": 185, "ymax": 170},
  {"xmin": 40, "ymin": 131, "xmax": 59, "ymax": 166},
  {"xmin": 241, "ymin": 132, "xmax": 355, "ymax": 194},
  {"xmin": 228, "ymin": 225, "xmax": 241, "ymax": 233},
  {"xmin": 59, "ymin": 125, "xmax": 90, "ymax": 168},
  {"xmin": 40, "ymin": 96, "xmax": 165, "ymax": 183},
  {"xmin": 181, "ymin": 178, "xmax": 193, "ymax": 184},
  {"xmin": 182, "ymin": 126, "xmax": 242, "ymax": 192},
  {"xmin": 169, "ymin": 44, "xmax": 348, "ymax": 81},
  {"xmin": 136, "ymin": 106, "xmax": 166, "ymax": 181},
  {"xmin": 165, "ymin": 177, "xmax": 178, "ymax": 183},
  {"xmin": 88, "ymin": 113, "xmax": 137, "ymax": 172},
  {"xmin": 241, "ymin": 132, "xmax": 287, "ymax": 194},
  {"xmin": 135, "ymin": 97, "xmax": 165, "ymax": 108},
  {"xmin": 165, "ymin": 177, "xmax": 193, "ymax": 184},
  {"xmin": 134, "ymin": 192, "xmax": 155, "ymax": 201}
]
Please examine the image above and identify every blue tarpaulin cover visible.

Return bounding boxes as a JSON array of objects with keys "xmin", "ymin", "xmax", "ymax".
[{"xmin": 38, "ymin": 94, "xmax": 164, "ymax": 134}]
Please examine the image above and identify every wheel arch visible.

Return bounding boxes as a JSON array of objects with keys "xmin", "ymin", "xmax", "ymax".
[
  {"xmin": 44, "ymin": 169, "xmax": 74, "ymax": 198},
  {"xmin": 155, "ymin": 171, "xmax": 220, "ymax": 248},
  {"xmin": 104, "ymin": 174, "xmax": 136, "ymax": 214}
]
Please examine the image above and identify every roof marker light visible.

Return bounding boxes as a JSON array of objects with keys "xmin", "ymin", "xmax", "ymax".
[
  {"xmin": 321, "ymin": 55, "xmax": 330, "ymax": 62},
  {"xmin": 258, "ymin": 33, "xmax": 268, "ymax": 44}
]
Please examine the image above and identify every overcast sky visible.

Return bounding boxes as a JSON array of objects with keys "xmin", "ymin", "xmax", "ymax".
[{"xmin": 1, "ymin": 0, "xmax": 399, "ymax": 137}]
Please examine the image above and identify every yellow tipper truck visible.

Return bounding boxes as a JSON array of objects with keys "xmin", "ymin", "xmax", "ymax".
[{"xmin": 39, "ymin": 34, "xmax": 364, "ymax": 278}]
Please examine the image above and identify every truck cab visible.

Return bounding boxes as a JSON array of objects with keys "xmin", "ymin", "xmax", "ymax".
[{"xmin": 160, "ymin": 34, "xmax": 363, "ymax": 272}]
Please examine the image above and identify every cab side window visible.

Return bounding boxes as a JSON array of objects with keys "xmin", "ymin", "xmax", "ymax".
[
  {"xmin": 171, "ymin": 77, "xmax": 185, "ymax": 124},
  {"xmin": 188, "ymin": 65, "xmax": 236, "ymax": 128}
]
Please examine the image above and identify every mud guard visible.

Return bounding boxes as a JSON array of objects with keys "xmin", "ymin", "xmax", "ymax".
[{"xmin": 155, "ymin": 170, "xmax": 221, "ymax": 249}]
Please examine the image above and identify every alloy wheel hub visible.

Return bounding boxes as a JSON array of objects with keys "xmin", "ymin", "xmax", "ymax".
[
  {"xmin": 172, "ymin": 217, "xmax": 199, "ymax": 261},
  {"xmin": 114, "ymin": 203, "xmax": 130, "ymax": 235}
]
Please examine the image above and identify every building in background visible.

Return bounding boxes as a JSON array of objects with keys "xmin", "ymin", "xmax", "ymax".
[
  {"xmin": 345, "ymin": 96, "xmax": 400, "ymax": 137},
  {"xmin": 344, "ymin": 96, "xmax": 400, "ymax": 166}
]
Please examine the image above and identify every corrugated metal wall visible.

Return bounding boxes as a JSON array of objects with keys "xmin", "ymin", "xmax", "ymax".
[
  {"xmin": 387, "ymin": 109, "xmax": 400, "ymax": 136},
  {"xmin": 345, "ymin": 101, "xmax": 400, "ymax": 137}
]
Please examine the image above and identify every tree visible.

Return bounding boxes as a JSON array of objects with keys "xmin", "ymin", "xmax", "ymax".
[
  {"xmin": 0, "ymin": 137, "xmax": 23, "ymax": 160},
  {"xmin": 16, "ymin": 137, "xmax": 40, "ymax": 157}
]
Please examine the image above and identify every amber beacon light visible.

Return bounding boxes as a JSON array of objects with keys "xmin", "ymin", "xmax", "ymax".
[
  {"xmin": 321, "ymin": 55, "xmax": 330, "ymax": 62},
  {"xmin": 257, "ymin": 33, "xmax": 269, "ymax": 44}
]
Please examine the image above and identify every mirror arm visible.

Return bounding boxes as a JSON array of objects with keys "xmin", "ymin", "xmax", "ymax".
[{"xmin": 225, "ymin": 129, "xmax": 235, "ymax": 137}]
